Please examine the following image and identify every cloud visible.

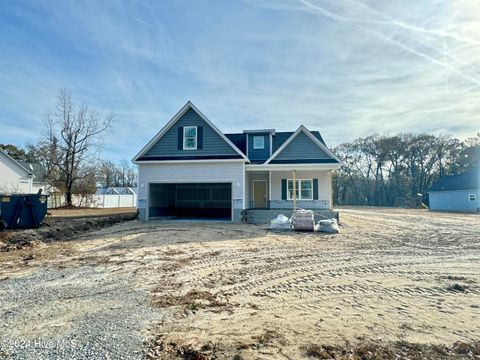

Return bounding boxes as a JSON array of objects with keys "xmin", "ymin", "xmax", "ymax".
[{"xmin": 0, "ymin": 0, "xmax": 478, "ymax": 162}]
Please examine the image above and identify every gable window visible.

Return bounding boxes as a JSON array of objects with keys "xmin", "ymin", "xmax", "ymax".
[
  {"xmin": 183, "ymin": 126, "xmax": 197, "ymax": 150},
  {"xmin": 287, "ymin": 179, "xmax": 313, "ymax": 200},
  {"xmin": 253, "ymin": 136, "xmax": 265, "ymax": 149},
  {"xmin": 469, "ymin": 194, "xmax": 476, "ymax": 201}
]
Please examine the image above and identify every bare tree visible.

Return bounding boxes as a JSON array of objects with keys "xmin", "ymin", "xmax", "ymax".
[
  {"xmin": 45, "ymin": 89, "xmax": 113, "ymax": 206},
  {"xmin": 333, "ymin": 132, "xmax": 479, "ymax": 207},
  {"xmin": 98, "ymin": 160, "xmax": 118, "ymax": 187}
]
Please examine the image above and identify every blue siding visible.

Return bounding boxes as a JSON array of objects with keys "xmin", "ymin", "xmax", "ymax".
[
  {"xmin": 247, "ymin": 133, "xmax": 271, "ymax": 161},
  {"xmin": 275, "ymin": 131, "xmax": 333, "ymax": 161},
  {"xmin": 144, "ymin": 108, "xmax": 238, "ymax": 157},
  {"xmin": 429, "ymin": 190, "xmax": 479, "ymax": 213}
]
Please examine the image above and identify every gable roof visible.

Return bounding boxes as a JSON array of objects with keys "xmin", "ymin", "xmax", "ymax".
[
  {"xmin": 96, "ymin": 187, "xmax": 137, "ymax": 195},
  {"xmin": 429, "ymin": 167, "xmax": 480, "ymax": 192},
  {"xmin": 0, "ymin": 150, "xmax": 33, "ymax": 177},
  {"xmin": 133, "ymin": 101, "xmax": 249, "ymax": 162},
  {"xmin": 265, "ymin": 125, "xmax": 341, "ymax": 164},
  {"xmin": 225, "ymin": 130, "xmax": 327, "ymax": 158},
  {"xmin": 19, "ymin": 162, "xmax": 47, "ymax": 183}
]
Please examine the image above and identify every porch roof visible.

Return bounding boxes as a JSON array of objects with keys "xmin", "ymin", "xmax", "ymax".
[{"xmin": 245, "ymin": 163, "xmax": 341, "ymax": 171}]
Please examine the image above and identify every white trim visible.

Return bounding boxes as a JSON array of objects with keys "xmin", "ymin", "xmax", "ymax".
[
  {"xmin": 132, "ymin": 101, "xmax": 249, "ymax": 162},
  {"xmin": 133, "ymin": 159, "xmax": 247, "ymax": 165},
  {"xmin": 0, "ymin": 150, "xmax": 33, "ymax": 176},
  {"xmin": 246, "ymin": 134, "xmax": 249, "ymax": 158},
  {"xmin": 246, "ymin": 163, "xmax": 341, "ymax": 171},
  {"xmin": 268, "ymin": 170, "xmax": 272, "ymax": 204},
  {"xmin": 253, "ymin": 179, "xmax": 267, "ymax": 208},
  {"xmin": 269, "ymin": 133, "xmax": 273, "ymax": 156},
  {"xmin": 287, "ymin": 179, "xmax": 313, "ymax": 200},
  {"xmin": 242, "ymin": 162, "xmax": 246, "ymax": 210},
  {"xmin": 253, "ymin": 135, "xmax": 265, "ymax": 149},
  {"xmin": 183, "ymin": 125, "xmax": 197, "ymax": 150},
  {"xmin": 264, "ymin": 125, "xmax": 342, "ymax": 164},
  {"xmin": 243, "ymin": 129, "xmax": 275, "ymax": 134}
]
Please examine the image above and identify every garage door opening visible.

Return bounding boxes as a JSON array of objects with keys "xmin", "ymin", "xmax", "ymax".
[{"xmin": 148, "ymin": 183, "xmax": 232, "ymax": 220}]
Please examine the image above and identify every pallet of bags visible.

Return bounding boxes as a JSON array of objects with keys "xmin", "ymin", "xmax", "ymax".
[{"xmin": 292, "ymin": 209, "xmax": 315, "ymax": 231}]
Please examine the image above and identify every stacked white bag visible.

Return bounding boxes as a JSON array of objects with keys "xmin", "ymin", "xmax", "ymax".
[
  {"xmin": 269, "ymin": 214, "xmax": 292, "ymax": 230},
  {"xmin": 318, "ymin": 218, "xmax": 339, "ymax": 233}
]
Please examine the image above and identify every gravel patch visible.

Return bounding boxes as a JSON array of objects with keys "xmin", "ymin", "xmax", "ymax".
[{"xmin": 0, "ymin": 264, "xmax": 162, "ymax": 359}]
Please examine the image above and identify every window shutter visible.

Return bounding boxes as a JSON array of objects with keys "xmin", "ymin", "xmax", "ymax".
[
  {"xmin": 197, "ymin": 126, "xmax": 203, "ymax": 149},
  {"xmin": 313, "ymin": 178, "xmax": 319, "ymax": 200},
  {"xmin": 281, "ymin": 179, "xmax": 287, "ymax": 200},
  {"xmin": 178, "ymin": 127, "xmax": 183, "ymax": 150}
]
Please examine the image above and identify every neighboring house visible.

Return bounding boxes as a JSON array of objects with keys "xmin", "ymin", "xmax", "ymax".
[
  {"xmin": 132, "ymin": 101, "xmax": 341, "ymax": 222},
  {"xmin": 428, "ymin": 167, "xmax": 479, "ymax": 213},
  {"xmin": 0, "ymin": 150, "xmax": 34, "ymax": 193},
  {"xmin": 19, "ymin": 161, "xmax": 49, "ymax": 194}
]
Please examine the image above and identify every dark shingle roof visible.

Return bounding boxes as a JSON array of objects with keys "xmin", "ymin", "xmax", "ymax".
[
  {"xmin": 429, "ymin": 167, "xmax": 480, "ymax": 191},
  {"xmin": 225, "ymin": 130, "xmax": 326, "ymax": 156},
  {"xmin": 225, "ymin": 133, "xmax": 247, "ymax": 154}
]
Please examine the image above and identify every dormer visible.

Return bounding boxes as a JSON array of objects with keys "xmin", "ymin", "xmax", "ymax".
[{"xmin": 243, "ymin": 129, "xmax": 275, "ymax": 162}]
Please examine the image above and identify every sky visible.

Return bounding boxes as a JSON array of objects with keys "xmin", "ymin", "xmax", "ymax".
[{"xmin": 0, "ymin": 0, "xmax": 479, "ymax": 162}]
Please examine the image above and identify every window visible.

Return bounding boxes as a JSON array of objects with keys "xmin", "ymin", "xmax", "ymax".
[
  {"xmin": 469, "ymin": 194, "xmax": 476, "ymax": 201},
  {"xmin": 253, "ymin": 136, "xmax": 265, "ymax": 149},
  {"xmin": 287, "ymin": 179, "xmax": 313, "ymax": 200},
  {"xmin": 183, "ymin": 126, "xmax": 197, "ymax": 150}
]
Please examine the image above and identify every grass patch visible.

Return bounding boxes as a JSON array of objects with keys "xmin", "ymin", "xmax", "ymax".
[{"xmin": 302, "ymin": 341, "xmax": 480, "ymax": 359}]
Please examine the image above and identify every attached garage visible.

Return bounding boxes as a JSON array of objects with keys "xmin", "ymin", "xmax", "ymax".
[{"xmin": 148, "ymin": 182, "xmax": 232, "ymax": 220}]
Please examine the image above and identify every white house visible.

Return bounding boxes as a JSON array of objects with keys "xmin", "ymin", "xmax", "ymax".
[{"xmin": 0, "ymin": 150, "xmax": 34, "ymax": 193}]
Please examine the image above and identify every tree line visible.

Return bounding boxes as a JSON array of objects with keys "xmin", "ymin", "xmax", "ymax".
[
  {"xmin": 332, "ymin": 133, "xmax": 479, "ymax": 207},
  {"xmin": 1, "ymin": 89, "xmax": 136, "ymax": 206}
]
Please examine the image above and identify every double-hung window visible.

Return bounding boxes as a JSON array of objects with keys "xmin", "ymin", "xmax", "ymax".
[
  {"xmin": 469, "ymin": 194, "xmax": 476, "ymax": 201},
  {"xmin": 287, "ymin": 179, "xmax": 313, "ymax": 200},
  {"xmin": 183, "ymin": 126, "xmax": 197, "ymax": 150}
]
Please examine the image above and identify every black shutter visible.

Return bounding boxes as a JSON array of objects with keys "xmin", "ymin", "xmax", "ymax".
[
  {"xmin": 197, "ymin": 126, "xmax": 203, "ymax": 149},
  {"xmin": 313, "ymin": 178, "xmax": 319, "ymax": 200},
  {"xmin": 178, "ymin": 127, "xmax": 183, "ymax": 150},
  {"xmin": 281, "ymin": 179, "xmax": 287, "ymax": 200}
]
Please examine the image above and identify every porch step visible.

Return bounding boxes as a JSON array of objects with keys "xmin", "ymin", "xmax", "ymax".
[{"xmin": 245, "ymin": 209, "xmax": 339, "ymax": 225}]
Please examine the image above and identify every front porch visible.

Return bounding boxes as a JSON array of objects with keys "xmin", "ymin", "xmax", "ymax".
[{"xmin": 245, "ymin": 166, "xmax": 335, "ymax": 211}]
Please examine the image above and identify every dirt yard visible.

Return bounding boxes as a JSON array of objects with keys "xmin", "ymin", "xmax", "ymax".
[
  {"xmin": 48, "ymin": 207, "xmax": 136, "ymax": 218},
  {"xmin": 0, "ymin": 208, "xmax": 479, "ymax": 359}
]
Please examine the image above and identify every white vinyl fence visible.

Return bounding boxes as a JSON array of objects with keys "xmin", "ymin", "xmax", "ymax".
[{"xmin": 48, "ymin": 193, "xmax": 137, "ymax": 209}]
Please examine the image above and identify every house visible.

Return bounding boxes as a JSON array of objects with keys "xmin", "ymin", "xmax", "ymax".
[
  {"xmin": 428, "ymin": 167, "xmax": 479, "ymax": 213},
  {"xmin": 19, "ymin": 161, "xmax": 49, "ymax": 194},
  {"xmin": 0, "ymin": 150, "xmax": 35, "ymax": 193},
  {"xmin": 132, "ymin": 101, "xmax": 342, "ymax": 223}
]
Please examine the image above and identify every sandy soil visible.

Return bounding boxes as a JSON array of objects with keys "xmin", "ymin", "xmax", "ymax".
[
  {"xmin": 0, "ymin": 208, "xmax": 479, "ymax": 359},
  {"xmin": 49, "ymin": 207, "xmax": 136, "ymax": 218}
]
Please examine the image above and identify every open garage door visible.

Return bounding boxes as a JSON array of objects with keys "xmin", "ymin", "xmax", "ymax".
[{"xmin": 148, "ymin": 183, "xmax": 232, "ymax": 220}]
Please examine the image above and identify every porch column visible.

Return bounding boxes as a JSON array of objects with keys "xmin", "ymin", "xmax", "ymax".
[
  {"xmin": 268, "ymin": 170, "xmax": 271, "ymax": 209},
  {"xmin": 293, "ymin": 169, "xmax": 297, "ymax": 210}
]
